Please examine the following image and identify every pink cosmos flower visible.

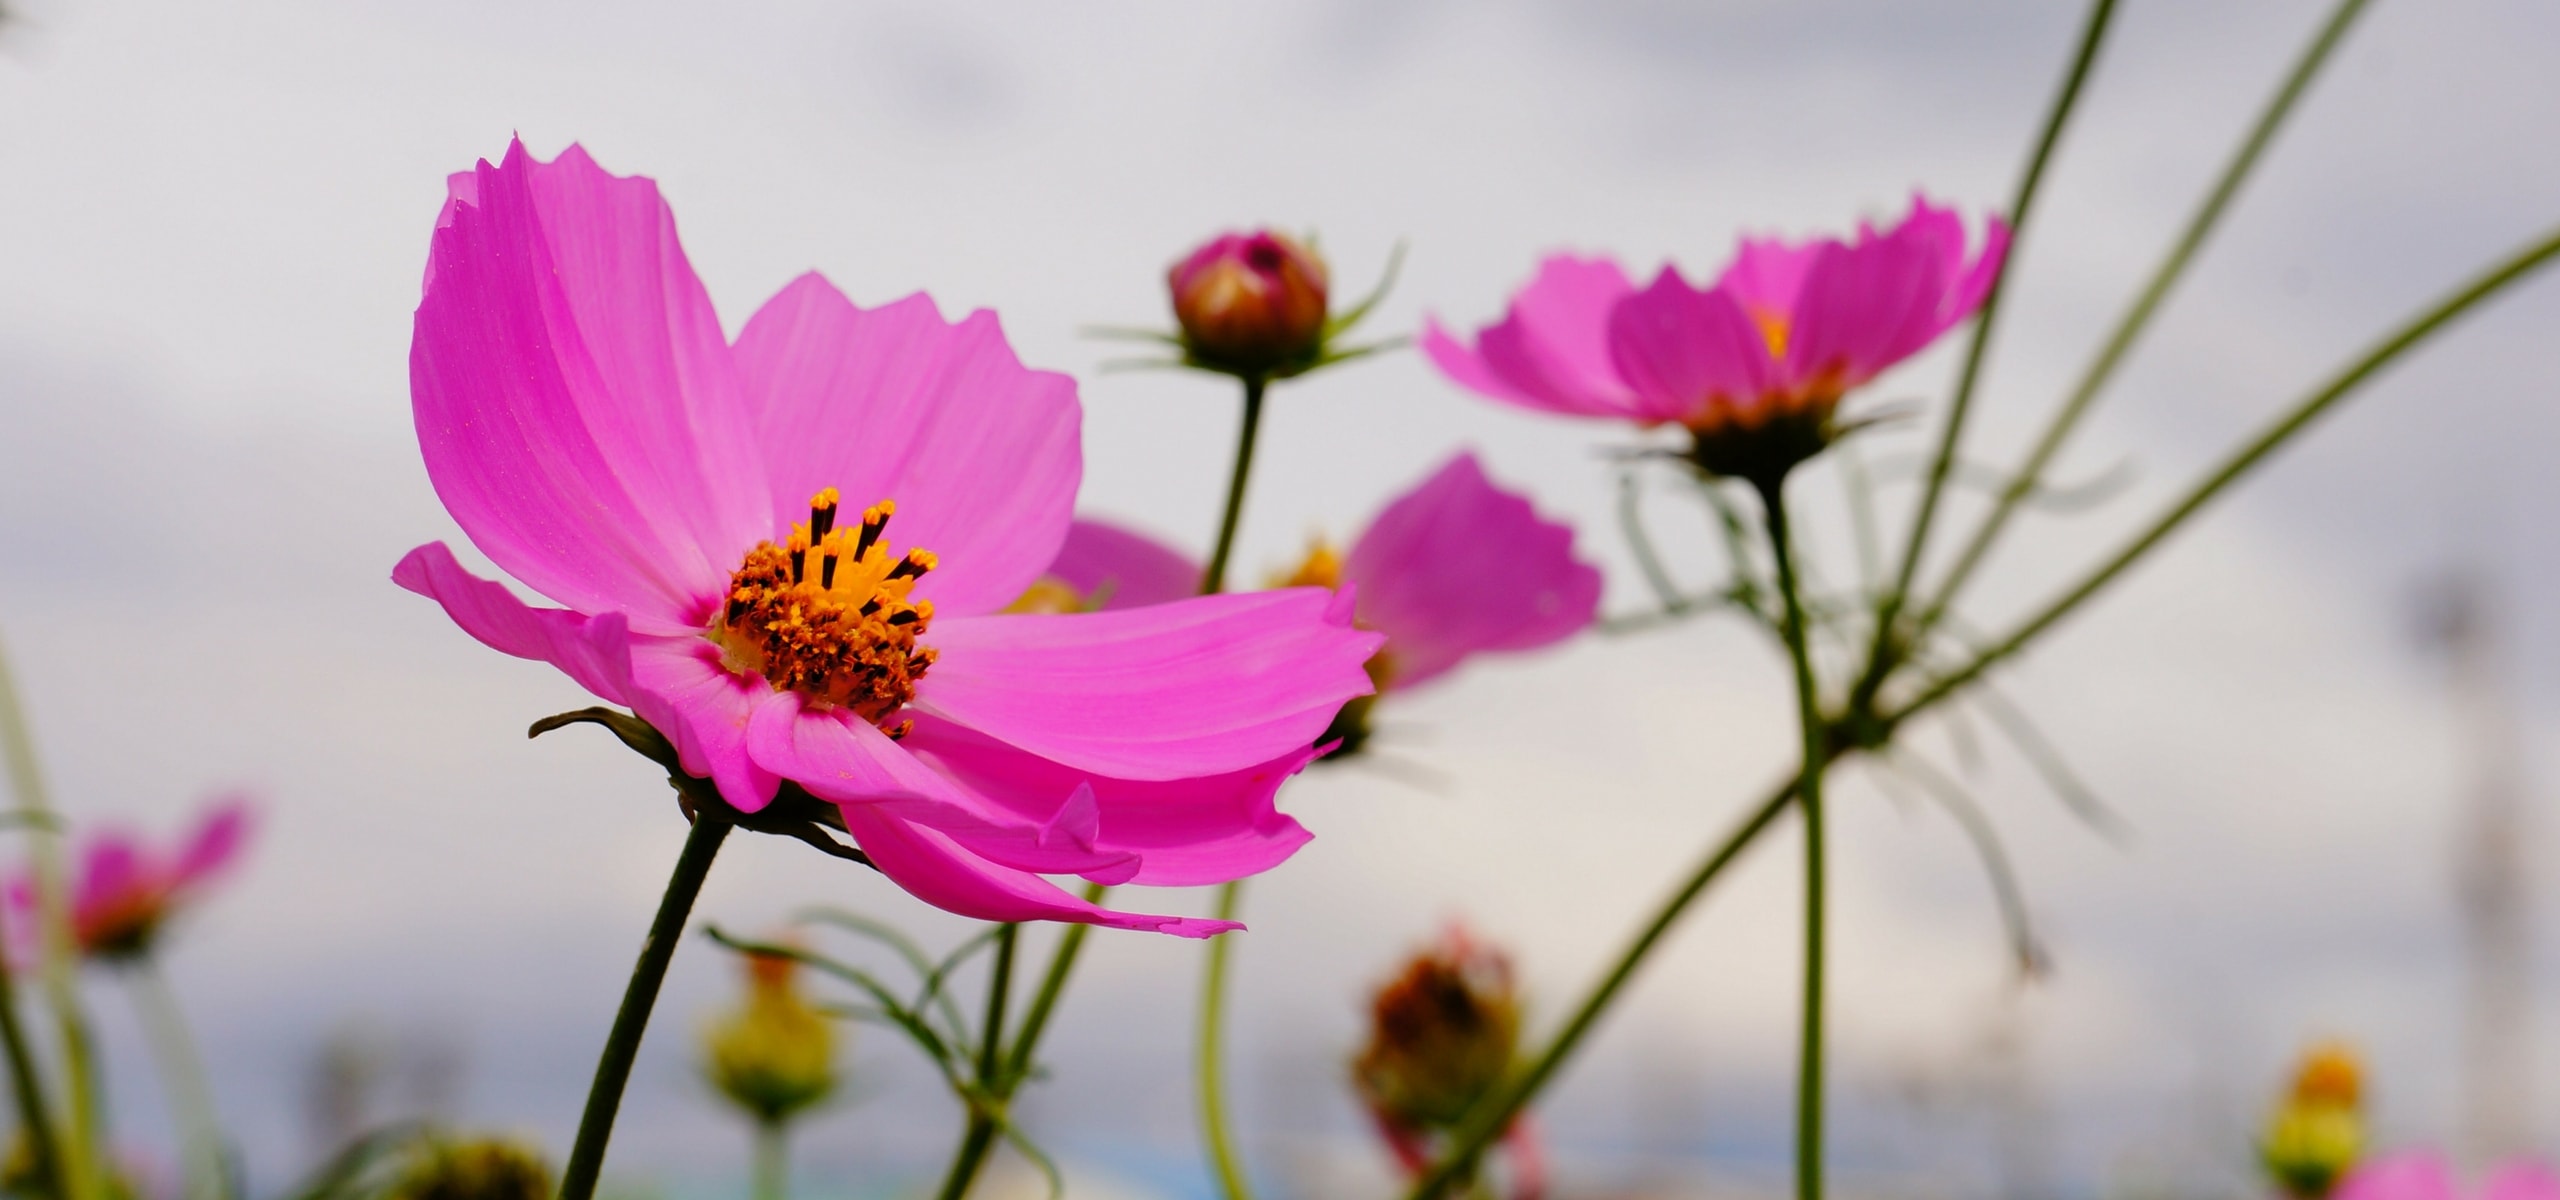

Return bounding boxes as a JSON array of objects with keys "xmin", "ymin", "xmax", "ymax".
[
  {"xmin": 1043, "ymin": 452, "xmax": 1600, "ymax": 751},
  {"xmin": 2335, "ymin": 1153, "xmax": 2560, "ymax": 1200},
  {"xmin": 12, "ymin": 795, "xmax": 253, "ymax": 961},
  {"xmin": 394, "ymin": 141, "xmax": 1382, "ymax": 937},
  {"xmin": 1422, "ymin": 196, "xmax": 2007, "ymax": 482}
]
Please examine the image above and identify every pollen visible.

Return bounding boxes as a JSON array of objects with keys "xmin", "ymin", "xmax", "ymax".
[
  {"xmin": 1271, "ymin": 538, "xmax": 1344, "ymax": 591},
  {"xmin": 708, "ymin": 490, "xmax": 936, "ymax": 733}
]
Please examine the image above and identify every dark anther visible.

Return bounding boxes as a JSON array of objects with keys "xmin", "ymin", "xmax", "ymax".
[
  {"xmin": 820, "ymin": 551, "xmax": 839, "ymax": 589},
  {"xmin": 855, "ymin": 511, "xmax": 890, "ymax": 559},
  {"xmin": 887, "ymin": 609, "xmax": 920, "ymax": 626},
  {"xmin": 788, "ymin": 546, "xmax": 806, "ymax": 583},
  {"xmin": 888, "ymin": 554, "xmax": 929, "ymax": 581},
  {"xmin": 809, "ymin": 499, "xmax": 838, "ymax": 540},
  {"xmin": 859, "ymin": 598, "xmax": 882, "ymax": 616}
]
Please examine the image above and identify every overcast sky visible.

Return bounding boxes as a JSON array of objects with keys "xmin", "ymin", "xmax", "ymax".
[{"xmin": 4, "ymin": 1, "xmax": 2560, "ymax": 1197}]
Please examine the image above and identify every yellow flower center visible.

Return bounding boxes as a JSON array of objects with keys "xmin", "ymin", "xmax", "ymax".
[
  {"xmin": 1272, "ymin": 538, "xmax": 1343, "ymax": 591},
  {"xmin": 708, "ymin": 488, "xmax": 936, "ymax": 735},
  {"xmin": 1748, "ymin": 306, "xmax": 1791, "ymax": 358}
]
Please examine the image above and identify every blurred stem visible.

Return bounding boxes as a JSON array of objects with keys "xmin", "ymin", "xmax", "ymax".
[
  {"xmin": 1758, "ymin": 479, "xmax": 1829, "ymax": 1200},
  {"xmin": 1200, "ymin": 375, "xmax": 1270, "ymax": 596},
  {"xmin": 1894, "ymin": 220, "xmax": 2560, "ymax": 722},
  {"xmin": 1198, "ymin": 881, "xmax": 1255, "ymax": 1200},
  {"xmin": 752, "ymin": 1122, "xmax": 787, "ymax": 1200},
  {"xmin": 1002, "ymin": 882, "xmax": 1107, "ymax": 1086},
  {"xmin": 933, "ymin": 924, "xmax": 1018, "ymax": 1200},
  {"xmin": 1862, "ymin": 0, "xmax": 2120, "ymax": 700},
  {"xmin": 132, "ymin": 959, "xmax": 227, "ymax": 1200},
  {"xmin": 1404, "ymin": 775, "xmax": 1800, "ymax": 1200},
  {"xmin": 0, "ymin": 632, "xmax": 103, "ymax": 1200},
  {"xmin": 0, "ymin": 960, "xmax": 60, "ymax": 1200},
  {"xmin": 559, "ymin": 812, "xmax": 733, "ymax": 1200},
  {"xmin": 1914, "ymin": 0, "xmax": 2375, "ymax": 641}
]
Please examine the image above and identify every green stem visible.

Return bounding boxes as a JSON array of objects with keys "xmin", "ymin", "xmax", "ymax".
[
  {"xmin": 1404, "ymin": 777, "xmax": 1799, "ymax": 1200},
  {"xmin": 0, "ymin": 632, "xmax": 103, "ymax": 1200},
  {"xmin": 932, "ymin": 924, "xmax": 1019, "ymax": 1200},
  {"xmin": 559, "ymin": 812, "xmax": 733, "ymax": 1200},
  {"xmin": 1001, "ymin": 882, "xmax": 1106, "ymax": 1087},
  {"xmin": 0, "ymin": 956, "xmax": 60, "ymax": 1200},
  {"xmin": 1198, "ymin": 880, "xmax": 1253, "ymax": 1200},
  {"xmin": 1863, "ymin": 0, "xmax": 2120, "ymax": 694},
  {"xmin": 1894, "ymin": 221, "xmax": 2560, "ymax": 723},
  {"xmin": 1199, "ymin": 376, "xmax": 1270, "ymax": 596},
  {"xmin": 1759, "ymin": 480, "xmax": 1830, "ymax": 1200},
  {"xmin": 1913, "ymin": 0, "xmax": 2375, "ymax": 640},
  {"xmin": 752, "ymin": 1121, "xmax": 788, "ymax": 1200},
  {"xmin": 132, "ymin": 959, "xmax": 228, "ymax": 1200}
]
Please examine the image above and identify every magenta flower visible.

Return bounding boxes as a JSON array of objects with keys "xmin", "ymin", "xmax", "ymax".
[
  {"xmin": 13, "ymin": 795, "xmax": 253, "ymax": 961},
  {"xmin": 394, "ymin": 141, "xmax": 1382, "ymax": 936},
  {"xmin": 1045, "ymin": 452, "xmax": 1599, "ymax": 751},
  {"xmin": 1422, "ymin": 196, "xmax": 2006, "ymax": 482},
  {"xmin": 2336, "ymin": 1153, "xmax": 2560, "ymax": 1200}
]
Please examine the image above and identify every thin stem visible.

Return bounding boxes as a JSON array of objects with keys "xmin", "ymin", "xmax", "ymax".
[
  {"xmin": 0, "ymin": 958, "xmax": 58, "ymax": 1200},
  {"xmin": 0, "ymin": 632, "xmax": 102, "ymax": 1200},
  {"xmin": 1895, "ymin": 221, "xmax": 2560, "ymax": 723},
  {"xmin": 752, "ymin": 1121, "xmax": 788, "ymax": 1200},
  {"xmin": 1865, "ymin": 0, "xmax": 2120, "ymax": 689},
  {"xmin": 1001, "ymin": 882, "xmax": 1107, "ymax": 1087},
  {"xmin": 1403, "ymin": 775, "xmax": 1799, "ymax": 1200},
  {"xmin": 1758, "ymin": 480, "xmax": 1830, "ymax": 1200},
  {"xmin": 559, "ymin": 813, "xmax": 734, "ymax": 1200},
  {"xmin": 1198, "ymin": 881, "xmax": 1254, "ymax": 1200},
  {"xmin": 1199, "ymin": 376, "xmax": 1270, "ymax": 596},
  {"xmin": 1915, "ymin": 0, "xmax": 2376, "ymax": 639},
  {"xmin": 1617, "ymin": 470, "xmax": 1690, "ymax": 618},
  {"xmin": 132, "ymin": 959, "xmax": 229, "ymax": 1200},
  {"xmin": 932, "ymin": 924, "xmax": 1020, "ymax": 1200}
]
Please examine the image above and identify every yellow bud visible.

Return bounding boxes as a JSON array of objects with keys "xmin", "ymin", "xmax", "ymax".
[
  {"xmin": 386, "ymin": 1136, "xmax": 551, "ymax": 1200},
  {"xmin": 1353, "ymin": 927, "xmax": 1520, "ymax": 1133},
  {"xmin": 703, "ymin": 951, "xmax": 838, "ymax": 1126}
]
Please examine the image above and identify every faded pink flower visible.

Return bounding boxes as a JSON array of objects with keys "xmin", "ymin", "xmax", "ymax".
[
  {"xmin": 14, "ymin": 794, "xmax": 253, "ymax": 961},
  {"xmin": 1422, "ymin": 196, "xmax": 2006, "ymax": 483},
  {"xmin": 1045, "ymin": 452, "xmax": 1600, "ymax": 752},
  {"xmin": 395, "ymin": 141, "xmax": 1381, "ymax": 936},
  {"xmin": 2335, "ymin": 1153, "xmax": 2560, "ymax": 1200}
]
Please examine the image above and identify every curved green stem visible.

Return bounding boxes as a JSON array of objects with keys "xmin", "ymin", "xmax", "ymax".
[
  {"xmin": 0, "ymin": 959, "xmax": 58, "ymax": 1200},
  {"xmin": 933, "ymin": 923, "xmax": 1018, "ymax": 1200},
  {"xmin": 132, "ymin": 959, "xmax": 229, "ymax": 1200},
  {"xmin": 1914, "ymin": 0, "xmax": 2376, "ymax": 640},
  {"xmin": 1197, "ymin": 881, "xmax": 1254, "ymax": 1200},
  {"xmin": 1864, "ymin": 0, "xmax": 2120, "ymax": 692},
  {"xmin": 1200, "ymin": 376, "xmax": 1269, "ymax": 597},
  {"xmin": 559, "ymin": 812, "xmax": 733, "ymax": 1200},
  {"xmin": 1895, "ymin": 221, "xmax": 2560, "ymax": 722},
  {"xmin": 1758, "ymin": 480, "xmax": 1830, "ymax": 1200},
  {"xmin": 0, "ymin": 633, "xmax": 103, "ymax": 1200},
  {"xmin": 1002, "ymin": 882, "xmax": 1106, "ymax": 1087}
]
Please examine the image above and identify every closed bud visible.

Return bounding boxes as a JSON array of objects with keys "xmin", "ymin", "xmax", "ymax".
[
  {"xmin": 1168, "ymin": 231, "xmax": 1330, "ymax": 376},
  {"xmin": 2261, "ymin": 1040, "xmax": 2367, "ymax": 1199},
  {"xmin": 1353, "ymin": 927, "xmax": 1520, "ymax": 1134},
  {"xmin": 386, "ymin": 1136, "xmax": 551, "ymax": 1200},
  {"xmin": 703, "ymin": 949, "xmax": 837, "ymax": 1127}
]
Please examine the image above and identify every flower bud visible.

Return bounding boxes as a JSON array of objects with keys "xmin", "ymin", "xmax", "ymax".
[
  {"xmin": 1353, "ymin": 927, "xmax": 1520, "ymax": 1134},
  {"xmin": 386, "ymin": 1136, "xmax": 551, "ymax": 1200},
  {"xmin": 703, "ymin": 950, "xmax": 837, "ymax": 1126},
  {"xmin": 1168, "ymin": 231, "xmax": 1330, "ymax": 376},
  {"xmin": 2261, "ymin": 1040, "xmax": 2367, "ymax": 1199}
]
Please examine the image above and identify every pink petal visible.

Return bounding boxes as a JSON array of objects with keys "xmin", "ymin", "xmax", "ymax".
[
  {"xmin": 2335, "ymin": 1153, "xmax": 2457, "ymax": 1200},
  {"xmin": 1344, "ymin": 453, "xmax": 1602, "ymax": 690},
  {"xmin": 1781, "ymin": 230, "xmax": 1941, "ymax": 394},
  {"xmin": 915, "ymin": 591, "xmax": 1383, "ymax": 781},
  {"xmin": 1604, "ymin": 267, "xmax": 1777, "ymax": 426},
  {"xmin": 835, "ymin": 802, "xmax": 1240, "ymax": 937},
  {"xmin": 393, "ymin": 542, "xmax": 636, "ymax": 706},
  {"xmin": 2485, "ymin": 1161, "xmax": 2560, "ymax": 1200},
  {"xmin": 742, "ymin": 695, "xmax": 1140, "ymax": 883},
  {"xmin": 620, "ymin": 636, "xmax": 782, "ymax": 813},
  {"xmin": 170, "ymin": 793, "xmax": 253, "ymax": 891},
  {"xmin": 901, "ymin": 713, "xmax": 1316, "ymax": 887},
  {"xmin": 1048, "ymin": 519, "xmax": 1200, "ymax": 610},
  {"xmin": 1423, "ymin": 255, "xmax": 1649, "ymax": 420},
  {"xmin": 1717, "ymin": 236, "xmax": 1822, "ymax": 318},
  {"xmin": 412, "ymin": 139, "xmax": 769, "ymax": 632},
  {"xmin": 73, "ymin": 833, "xmax": 149, "ymax": 927},
  {"xmin": 732, "ymin": 275, "xmax": 1081, "ymax": 618}
]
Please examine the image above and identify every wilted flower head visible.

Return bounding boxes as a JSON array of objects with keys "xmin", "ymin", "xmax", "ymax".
[
  {"xmin": 396, "ymin": 140, "xmax": 1383, "ymax": 935},
  {"xmin": 1038, "ymin": 452, "xmax": 1600, "ymax": 756},
  {"xmin": 1169, "ymin": 230, "xmax": 1331, "ymax": 377},
  {"xmin": 1424, "ymin": 196, "xmax": 2007, "ymax": 486},
  {"xmin": 386, "ymin": 1136, "xmax": 551, "ymax": 1200},
  {"xmin": 14, "ymin": 794, "xmax": 252, "ymax": 962},
  {"xmin": 2333, "ymin": 1153, "xmax": 2560, "ymax": 1200},
  {"xmin": 1354, "ymin": 926, "xmax": 1521, "ymax": 1135},
  {"xmin": 2264, "ymin": 1040, "xmax": 2368, "ymax": 1199},
  {"xmin": 703, "ymin": 948, "xmax": 836, "ymax": 1127}
]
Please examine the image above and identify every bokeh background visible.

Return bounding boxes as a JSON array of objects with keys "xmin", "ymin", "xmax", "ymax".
[{"xmin": 3, "ymin": 0, "xmax": 2559, "ymax": 1196}]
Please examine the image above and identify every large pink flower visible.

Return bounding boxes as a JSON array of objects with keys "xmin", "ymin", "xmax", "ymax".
[
  {"xmin": 1047, "ymin": 452, "xmax": 1599, "ymax": 749},
  {"xmin": 1423, "ymin": 196, "xmax": 2006, "ymax": 480},
  {"xmin": 12, "ymin": 794, "xmax": 253, "ymax": 961},
  {"xmin": 394, "ymin": 141, "xmax": 1382, "ymax": 936},
  {"xmin": 2336, "ymin": 1153, "xmax": 2560, "ymax": 1200}
]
